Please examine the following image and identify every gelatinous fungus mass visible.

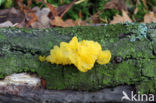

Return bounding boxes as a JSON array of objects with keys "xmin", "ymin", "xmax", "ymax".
[{"xmin": 40, "ymin": 36, "xmax": 111, "ymax": 72}]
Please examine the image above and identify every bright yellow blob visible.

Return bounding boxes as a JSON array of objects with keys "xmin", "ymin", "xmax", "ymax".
[{"xmin": 40, "ymin": 36, "xmax": 111, "ymax": 72}]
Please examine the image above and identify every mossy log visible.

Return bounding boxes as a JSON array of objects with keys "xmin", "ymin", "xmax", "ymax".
[{"xmin": 0, "ymin": 23, "xmax": 156, "ymax": 93}]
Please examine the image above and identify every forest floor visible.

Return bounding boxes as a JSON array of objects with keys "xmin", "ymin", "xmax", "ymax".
[{"xmin": 0, "ymin": 0, "xmax": 156, "ymax": 28}]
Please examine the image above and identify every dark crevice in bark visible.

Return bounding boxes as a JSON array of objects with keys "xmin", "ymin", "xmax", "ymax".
[
  {"xmin": 9, "ymin": 46, "xmax": 42, "ymax": 56},
  {"xmin": 94, "ymin": 66, "xmax": 100, "ymax": 88},
  {"xmin": 62, "ymin": 67, "xmax": 65, "ymax": 81},
  {"xmin": 152, "ymin": 49, "xmax": 156, "ymax": 56},
  {"xmin": 146, "ymin": 34, "xmax": 153, "ymax": 41},
  {"xmin": 112, "ymin": 55, "xmax": 156, "ymax": 64},
  {"xmin": 124, "ymin": 56, "xmax": 156, "ymax": 61},
  {"xmin": 119, "ymin": 32, "xmax": 132, "ymax": 39}
]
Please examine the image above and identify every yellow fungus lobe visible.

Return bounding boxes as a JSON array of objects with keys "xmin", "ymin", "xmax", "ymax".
[{"xmin": 40, "ymin": 36, "xmax": 111, "ymax": 72}]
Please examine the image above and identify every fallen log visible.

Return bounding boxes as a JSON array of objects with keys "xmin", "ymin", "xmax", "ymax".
[{"xmin": 0, "ymin": 23, "xmax": 156, "ymax": 100}]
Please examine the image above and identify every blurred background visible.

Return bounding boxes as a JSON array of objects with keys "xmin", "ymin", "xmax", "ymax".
[{"xmin": 0, "ymin": 0, "xmax": 156, "ymax": 28}]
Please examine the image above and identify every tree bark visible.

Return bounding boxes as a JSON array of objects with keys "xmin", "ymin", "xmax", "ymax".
[
  {"xmin": 0, "ymin": 23, "xmax": 156, "ymax": 96},
  {"xmin": 0, "ymin": 85, "xmax": 135, "ymax": 103}
]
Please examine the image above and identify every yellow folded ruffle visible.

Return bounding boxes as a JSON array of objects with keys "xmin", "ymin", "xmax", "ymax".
[{"xmin": 39, "ymin": 36, "xmax": 111, "ymax": 72}]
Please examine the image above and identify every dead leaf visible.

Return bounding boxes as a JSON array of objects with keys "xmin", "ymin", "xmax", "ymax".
[
  {"xmin": 144, "ymin": 12, "xmax": 156, "ymax": 23},
  {"xmin": 75, "ymin": 0, "xmax": 85, "ymax": 4},
  {"xmin": 75, "ymin": 18, "xmax": 86, "ymax": 26},
  {"xmin": 89, "ymin": 13, "xmax": 101, "ymax": 24},
  {"xmin": 60, "ymin": 0, "xmax": 64, "ymax": 4},
  {"xmin": 34, "ymin": 0, "xmax": 58, "ymax": 18},
  {"xmin": 134, "ymin": 8, "xmax": 138, "ymax": 14},
  {"xmin": 60, "ymin": 0, "xmax": 77, "ymax": 18},
  {"xmin": 50, "ymin": 16, "xmax": 64, "ymax": 26},
  {"xmin": 50, "ymin": 16, "xmax": 75, "ymax": 27},
  {"xmin": 35, "ymin": 8, "xmax": 50, "ymax": 27},
  {"xmin": 48, "ymin": 0, "xmax": 77, "ymax": 19},
  {"xmin": 153, "ymin": 7, "xmax": 156, "ymax": 13},
  {"xmin": 46, "ymin": 3, "xmax": 58, "ymax": 17},
  {"xmin": 0, "ymin": 7, "xmax": 25, "ymax": 24},
  {"xmin": 31, "ymin": 22, "xmax": 47, "ymax": 28},
  {"xmin": 26, "ymin": 12, "xmax": 38, "ymax": 27},
  {"xmin": 50, "ymin": 16, "xmax": 87, "ymax": 27},
  {"xmin": 104, "ymin": 0, "xmax": 127, "ymax": 11},
  {"xmin": 0, "ymin": 21, "xmax": 13, "ymax": 27},
  {"xmin": 15, "ymin": 0, "xmax": 39, "ymax": 27},
  {"xmin": 27, "ymin": 0, "xmax": 32, "ymax": 7},
  {"xmin": 142, "ymin": 0, "xmax": 148, "ymax": 9},
  {"xmin": 64, "ymin": 19, "xmax": 76, "ymax": 26},
  {"xmin": 110, "ymin": 10, "xmax": 132, "ymax": 24}
]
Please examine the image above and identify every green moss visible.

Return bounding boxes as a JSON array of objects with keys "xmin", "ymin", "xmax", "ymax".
[
  {"xmin": 114, "ymin": 61, "xmax": 141, "ymax": 85},
  {"xmin": 0, "ymin": 34, "xmax": 6, "ymax": 39},
  {"xmin": 136, "ymin": 79, "xmax": 156, "ymax": 94},
  {"xmin": 20, "ymin": 28, "xmax": 32, "ymax": 33},
  {"xmin": 48, "ymin": 41, "xmax": 53, "ymax": 47},
  {"xmin": 0, "ymin": 33, "xmax": 6, "ymax": 42},
  {"xmin": 142, "ymin": 60, "xmax": 156, "ymax": 78},
  {"xmin": 38, "ymin": 63, "xmax": 65, "ymax": 90},
  {"xmin": 55, "ymin": 24, "xmax": 127, "ymax": 40}
]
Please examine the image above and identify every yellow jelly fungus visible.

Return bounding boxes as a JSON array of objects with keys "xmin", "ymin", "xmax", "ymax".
[{"xmin": 39, "ymin": 36, "xmax": 111, "ymax": 72}]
